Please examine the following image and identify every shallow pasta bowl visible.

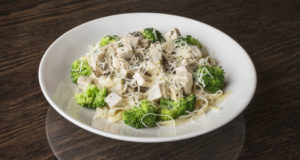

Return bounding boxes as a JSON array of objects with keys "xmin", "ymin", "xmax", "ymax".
[{"xmin": 39, "ymin": 13, "xmax": 256, "ymax": 142}]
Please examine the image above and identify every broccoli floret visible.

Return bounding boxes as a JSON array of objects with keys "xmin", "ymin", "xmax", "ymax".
[
  {"xmin": 75, "ymin": 84, "xmax": 108, "ymax": 109},
  {"xmin": 196, "ymin": 66, "xmax": 225, "ymax": 93},
  {"xmin": 159, "ymin": 107, "xmax": 176, "ymax": 121},
  {"xmin": 123, "ymin": 100, "xmax": 157, "ymax": 128},
  {"xmin": 99, "ymin": 35, "xmax": 118, "ymax": 47},
  {"xmin": 123, "ymin": 106, "xmax": 144, "ymax": 128},
  {"xmin": 139, "ymin": 100, "xmax": 157, "ymax": 113},
  {"xmin": 71, "ymin": 59, "xmax": 92, "ymax": 83},
  {"xmin": 175, "ymin": 35, "xmax": 202, "ymax": 49},
  {"xmin": 185, "ymin": 35, "xmax": 202, "ymax": 49},
  {"xmin": 159, "ymin": 97, "xmax": 185, "ymax": 121},
  {"xmin": 172, "ymin": 97, "xmax": 187, "ymax": 117},
  {"xmin": 186, "ymin": 94, "xmax": 196, "ymax": 112},
  {"xmin": 159, "ymin": 98, "xmax": 176, "ymax": 121},
  {"xmin": 159, "ymin": 98, "xmax": 175, "ymax": 108},
  {"xmin": 159, "ymin": 94, "xmax": 196, "ymax": 121},
  {"xmin": 141, "ymin": 28, "xmax": 163, "ymax": 42}
]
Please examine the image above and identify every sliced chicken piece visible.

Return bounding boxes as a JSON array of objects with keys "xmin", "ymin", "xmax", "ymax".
[
  {"xmin": 176, "ymin": 47, "xmax": 192, "ymax": 58},
  {"xmin": 133, "ymin": 72, "xmax": 149, "ymax": 87},
  {"xmin": 162, "ymin": 42, "xmax": 175, "ymax": 54},
  {"xmin": 176, "ymin": 43, "xmax": 202, "ymax": 60},
  {"xmin": 176, "ymin": 47, "xmax": 193, "ymax": 66},
  {"xmin": 105, "ymin": 92, "xmax": 123, "ymax": 108},
  {"xmin": 110, "ymin": 79, "xmax": 123, "ymax": 95},
  {"xmin": 90, "ymin": 49, "xmax": 105, "ymax": 70},
  {"xmin": 77, "ymin": 76, "xmax": 92, "ymax": 91},
  {"xmin": 148, "ymin": 83, "xmax": 163, "ymax": 101},
  {"xmin": 164, "ymin": 28, "xmax": 181, "ymax": 42},
  {"xmin": 177, "ymin": 46, "xmax": 201, "ymax": 66},
  {"xmin": 149, "ymin": 44, "xmax": 163, "ymax": 64},
  {"xmin": 189, "ymin": 45, "xmax": 202, "ymax": 58},
  {"xmin": 175, "ymin": 66, "xmax": 193, "ymax": 94},
  {"xmin": 122, "ymin": 34, "xmax": 140, "ymax": 48},
  {"xmin": 116, "ymin": 45, "xmax": 133, "ymax": 59},
  {"xmin": 93, "ymin": 76, "xmax": 108, "ymax": 88},
  {"xmin": 140, "ymin": 39, "xmax": 150, "ymax": 48}
]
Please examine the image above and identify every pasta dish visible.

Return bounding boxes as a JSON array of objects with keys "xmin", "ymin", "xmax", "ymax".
[{"xmin": 70, "ymin": 28, "xmax": 226, "ymax": 128}]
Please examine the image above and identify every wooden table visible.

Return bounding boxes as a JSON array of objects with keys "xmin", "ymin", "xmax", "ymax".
[{"xmin": 1, "ymin": 0, "xmax": 299, "ymax": 159}]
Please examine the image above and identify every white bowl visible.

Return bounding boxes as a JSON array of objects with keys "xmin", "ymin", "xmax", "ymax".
[{"xmin": 39, "ymin": 13, "xmax": 256, "ymax": 143}]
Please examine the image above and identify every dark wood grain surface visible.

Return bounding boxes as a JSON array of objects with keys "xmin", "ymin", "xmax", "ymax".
[{"xmin": 0, "ymin": 0, "xmax": 299, "ymax": 159}]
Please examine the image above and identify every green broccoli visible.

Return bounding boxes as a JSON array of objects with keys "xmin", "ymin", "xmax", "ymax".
[
  {"xmin": 159, "ymin": 94, "xmax": 196, "ymax": 121},
  {"xmin": 99, "ymin": 35, "xmax": 118, "ymax": 47},
  {"xmin": 123, "ymin": 100, "xmax": 157, "ymax": 128},
  {"xmin": 159, "ymin": 107, "xmax": 176, "ymax": 121},
  {"xmin": 75, "ymin": 84, "xmax": 108, "ymax": 109},
  {"xmin": 172, "ymin": 97, "xmax": 187, "ymax": 117},
  {"xmin": 159, "ymin": 98, "xmax": 175, "ymax": 108},
  {"xmin": 175, "ymin": 35, "xmax": 202, "ymax": 49},
  {"xmin": 185, "ymin": 35, "xmax": 202, "ymax": 49},
  {"xmin": 186, "ymin": 94, "xmax": 196, "ymax": 112},
  {"xmin": 71, "ymin": 59, "xmax": 92, "ymax": 83},
  {"xmin": 141, "ymin": 28, "xmax": 163, "ymax": 42},
  {"xmin": 195, "ymin": 65, "xmax": 225, "ymax": 93},
  {"xmin": 159, "ymin": 98, "xmax": 176, "ymax": 121}
]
